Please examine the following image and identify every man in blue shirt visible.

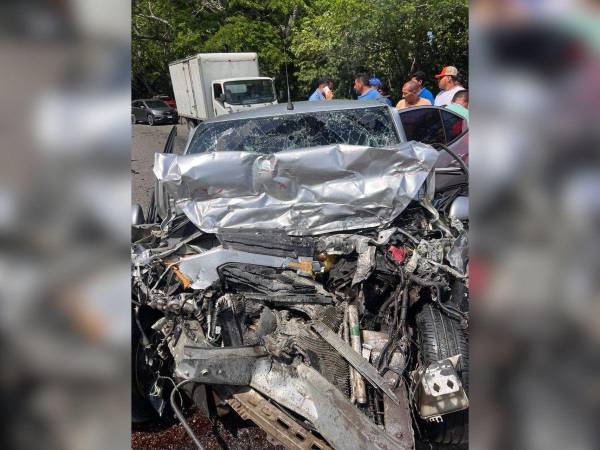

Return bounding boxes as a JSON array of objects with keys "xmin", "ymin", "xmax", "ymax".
[
  {"xmin": 354, "ymin": 74, "xmax": 382, "ymax": 101},
  {"xmin": 308, "ymin": 77, "xmax": 334, "ymax": 101},
  {"xmin": 369, "ymin": 77, "xmax": 393, "ymax": 106},
  {"xmin": 410, "ymin": 71, "xmax": 435, "ymax": 105}
]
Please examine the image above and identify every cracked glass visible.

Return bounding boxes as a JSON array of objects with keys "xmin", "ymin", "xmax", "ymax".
[{"xmin": 187, "ymin": 106, "xmax": 400, "ymax": 154}]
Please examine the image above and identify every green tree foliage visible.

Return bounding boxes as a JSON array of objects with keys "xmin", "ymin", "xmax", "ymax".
[
  {"xmin": 132, "ymin": 0, "xmax": 223, "ymax": 96},
  {"xmin": 291, "ymin": 0, "xmax": 468, "ymax": 99},
  {"xmin": 132, "ymin": 0, "xmax": 467, "ymax": 102},
  {"xmin": 203, "ymin": 16, "xmax": 284, "ymax": 78}
]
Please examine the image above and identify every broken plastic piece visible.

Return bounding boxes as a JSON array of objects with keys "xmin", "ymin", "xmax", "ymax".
[
  {"xmin": 388, "ymin": 245, "xmax": 407, "ymax": 264},
  {"xmin": 170, "ymin": 265, "xmax": 192, "ymax": 289},
  {"xmin": 287, "ymin": 257, "xmax": 318, "ymax": 277}
]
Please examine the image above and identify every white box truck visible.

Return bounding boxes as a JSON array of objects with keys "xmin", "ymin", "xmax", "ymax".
[{"xmin": 169, "ymin": 52, "xmax": 278, "ymax": 128}]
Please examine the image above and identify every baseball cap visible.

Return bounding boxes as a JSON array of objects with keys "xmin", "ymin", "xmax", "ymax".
[
  {"xmin": 369, "ymin": 77, "xmax": 382, "ymax": 87},
  {"xmin": 435, "ymin": 66, "xmax": 459, "ymax": 79}
]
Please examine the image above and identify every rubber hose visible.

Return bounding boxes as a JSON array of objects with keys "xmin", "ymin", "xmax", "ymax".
[{"xmin": 170, "ymin": 380, "xmax": 205, "ymax": 450}]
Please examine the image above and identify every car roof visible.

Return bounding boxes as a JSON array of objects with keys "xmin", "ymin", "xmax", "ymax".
[
  {"xmin": 201, "ymin": 100, "xmax": 392, "ymax": 124},
  {"xmin": 133, "ymin": 99, "xmax": 168, "ymax": 103}
]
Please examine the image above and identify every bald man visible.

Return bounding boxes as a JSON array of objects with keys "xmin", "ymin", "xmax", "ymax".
[{"xmin": 395, "ymin": 81, "xmax": 432, "ymax": 110}]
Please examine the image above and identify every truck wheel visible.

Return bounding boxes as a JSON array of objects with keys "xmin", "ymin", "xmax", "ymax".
[
  {"xmin": 415, "ymin": 303, "xmax": 469, "ymax": 446},
  {"xmin": 147, "ymin": 114, "xmax": 155, "ymax": 126}
]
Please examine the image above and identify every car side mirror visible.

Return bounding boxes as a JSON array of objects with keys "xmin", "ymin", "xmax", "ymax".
[
  {"xmin": 218, "ymin": 93, "xmax": 225, "ymax": 103},
  {"xmin": 131, "ymin": 203, "xmax": 145, "ymax": 226}
]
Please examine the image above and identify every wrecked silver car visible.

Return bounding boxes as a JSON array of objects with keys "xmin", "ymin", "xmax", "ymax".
[{"xmin": 132, "ymin": 101, "xmax": 469, "ymax": 449}]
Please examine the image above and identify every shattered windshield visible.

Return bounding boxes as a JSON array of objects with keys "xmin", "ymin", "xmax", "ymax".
[{"xmin": 187, "ymin": 107, "xmax": 400, "ymax": 154}]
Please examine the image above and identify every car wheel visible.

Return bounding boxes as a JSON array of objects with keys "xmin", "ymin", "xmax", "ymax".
[
  {"xmin": 131, "ymin": 114, "xmax": 136, "ymax": 124},
  {"xmin": 147, "ymin": 114, "xmax": 155, "ymax": 126},
  {"xmin": 132, "ymin": 318, "xmax": 158, "ymax": 422},
  {"xmin": 415, "ymin": 303, "xmax": 469, "ymax": 446}
]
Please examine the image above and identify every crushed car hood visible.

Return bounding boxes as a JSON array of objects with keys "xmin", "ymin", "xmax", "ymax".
[{"xmin": 154, "ymin": 142, "xmax": 439, "ymax": 236}]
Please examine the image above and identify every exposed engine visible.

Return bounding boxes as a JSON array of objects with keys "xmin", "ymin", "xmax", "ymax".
[
  {"xmin": 133, "ymin": 198, "xmax": 468, "ymax": 449},
  {"xmin": 132, "ymin": 143, "xmax": 469, "ymax": 449}
]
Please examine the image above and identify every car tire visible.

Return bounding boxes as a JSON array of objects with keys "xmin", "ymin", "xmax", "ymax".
[
  {"xmin": 415, "ymin": 303, "xmax": 469, "ymax": 446},
  {"xmin": 132, "ymin": 319, "xmax": 158, "ymax": 423},
  {"xmin": 131, "ymin": 114, "xmax": 136, "ymax": 124},
  {"xmin": 147, "ymin": 114, "xmax": 155, "ymax": 126}
]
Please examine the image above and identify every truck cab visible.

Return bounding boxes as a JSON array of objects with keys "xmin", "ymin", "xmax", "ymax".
[
  {"xmin": 169, "ymin": 52, "xmax": 279, "ymax": 127},
  {"xmin": 211, "ymin": 77, "xmax": 277, "ymax": 116}
]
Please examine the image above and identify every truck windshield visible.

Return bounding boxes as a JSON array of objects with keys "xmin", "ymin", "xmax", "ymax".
[
  {"xmin": 224, "ymin": 80, "xmax": 275, "ymax": 105},
  {"xmin": 187, "ymin": 107, "xmax": 400, "ymax": 154}
]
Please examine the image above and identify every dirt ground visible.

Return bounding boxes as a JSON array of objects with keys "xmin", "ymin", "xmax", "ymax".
[
  {"xmin": 131, "ymin": 121, "xmax": 280, "ymax": 450},
  {"xmin": 131, "ymin": 412, "xmax": 284, "ymax": 450}
]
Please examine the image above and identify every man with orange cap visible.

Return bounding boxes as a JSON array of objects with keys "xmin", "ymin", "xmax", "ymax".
[{"xmin": 433, "ymin": 66, "xmax": 466, "ymax": 107}]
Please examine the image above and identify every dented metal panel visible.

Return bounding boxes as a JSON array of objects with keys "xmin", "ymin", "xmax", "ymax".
[
  {"xmin": 154, "ymin": 142, "xmax": 439, "ymax": 236},
  {"xmin": 177, "ymin": 246, "xmax": 289, "ymax": 289},
  {"xmin": 250, "ymin": 360, "xmax": 409, "ymax": 450},
  {"xmin": 227, "ymin": 388, "xmax": 334, "ymax": 450},
  {"xmin": 175, "ymin": 345, "xmax": 267, "ymax": 384},
  {"xmin": 417, "ymin": 356, "xmax": 469, "ymax": 420}
]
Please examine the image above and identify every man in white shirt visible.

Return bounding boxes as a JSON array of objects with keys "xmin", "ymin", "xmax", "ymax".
[{"xmin": 433, "ymin": 66, "xmax": 465, "ymax": 106}]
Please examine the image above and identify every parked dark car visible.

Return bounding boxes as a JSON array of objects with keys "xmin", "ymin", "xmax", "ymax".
[
  {"xmin": 153, "ymin": 95, "xmax": 177, "ymax": 109},
  {"xmin": 131, "ymin": 99, "xmax": 178, "ymax": 126}
]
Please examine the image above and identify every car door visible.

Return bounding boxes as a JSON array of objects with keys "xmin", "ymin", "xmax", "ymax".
[
  {"xmin": 132, "ymin": 101, "xmax": 139, "ymax": 120},
  {"xmin": 397, "ymin": 107, "xmax": 446, "ymax": 145},
  {"xmin": 438, "ymin": 107, "xmax": 468, "ymax": 167},
  {"xmin": 140, "ymin": 101, "xmax": 151, "ymax": 121},
  {"xmin": 133, "ymin": 101, "xmax": 145, "ymax": 121},
  {"xmin": 397, "ymin": 106, "xmax": 468, "ymax": 188},
  {"xmin": 212, "ymin": 83, "xmax": 228, "ymax": 116}
]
